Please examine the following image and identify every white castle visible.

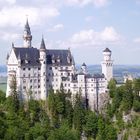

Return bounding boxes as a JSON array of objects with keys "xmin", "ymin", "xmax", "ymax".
[{"xmin": 6, "ymin": 20, "xmax": 113, "ymax": 111}]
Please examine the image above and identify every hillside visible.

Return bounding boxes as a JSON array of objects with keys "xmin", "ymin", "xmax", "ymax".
[{"xmin": 0, "ymin": 78, "xmax": 140, "ymax": 140}]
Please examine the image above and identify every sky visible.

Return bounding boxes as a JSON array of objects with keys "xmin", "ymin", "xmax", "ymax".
[{"xmin": 1, "ymin": 0, "xmax": 140, "ymax": 65}]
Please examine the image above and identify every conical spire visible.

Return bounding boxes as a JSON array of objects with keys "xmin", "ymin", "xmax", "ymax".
[
  {"xmin": 23, "ymin": 18, "xmax": 32, "ymax": 48},
  {"xmin": 40, "ymin": 37, "xmax": 46, "ymax": 51},
  {"xmin": 24, "ymin": 18, "xmax": 31, "ymax": 34}
]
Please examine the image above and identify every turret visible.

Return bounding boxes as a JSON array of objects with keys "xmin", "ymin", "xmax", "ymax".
[
  {"xmin": 81, "ymin": 63, "xmax": 87, "ymax": 74},
  {"xmin": 23, "ymin": 19, "xmax": 32, "ymax": 48},
  {"xmin": 101, "ymin": 48, "xmax": 113, "ymax": 81},
  {"xmin": 39, "ymin": 37, "xmax": 47, "ymax": 100}
]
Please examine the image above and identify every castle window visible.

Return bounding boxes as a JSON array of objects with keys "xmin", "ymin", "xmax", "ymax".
[
  {"xmin": 49, "ymin": 67, "xmax": 52, "ymax": 70},
  {"xmin": 55, "ymin": 67, "xmax": 57, "ymax": 69},
  {"xmin": 30, "ymin": 86, "xmax": 32, "ymax": 89},
  {"xmin": 28, "ymin": 74, "xmax": 30, "ymax": 77},
  {"xmin": 38, "ymin": 85, "xmax": 40, "ymax": 88},
  {"xmin": 56, "ymin": 78, "xmax": 58, "ymax": 81},
  {"xmin": 23, "ymin": 74, "xmax": 25, "ymax": 77},
  {"xmin": 23, "ymin": 79, "xmax": 26, "ymax": 83},
  {"xmin": 38, "ymin": 79, "xmax": 40, "ymax": 82},
  {"xmin": 23, "ymin": 68, "xmax": 25, "ymax": 70},
  {"xmin": 28, "ymin": 68, "xmax": 30, "ymax": 70},
  {"xmin": 43, "ymin": 61, "xmax": 45, "ymax": 64},
  {"xmin": 61, "ymin": 73, "xmax": 63, "ymax": 76},
  {"xmin": 38, "ymin": 67, "xmax": 40, "ymax": 70},
  {"xmin": 30, "ymin": 79, "xmax": 32, "ymax": 83},
  {"xmin": 23, "ymin": 86, "xmax": 26, "ymax": 89},
  {"xmin": 38, "ymin": 74, "xmax": 40, "ymax": 77},
  {"xmin": 68, "ymin": 73, "xmax": 70, "ymax": 76},
  {"xmin": 43, "ymin": 72, "xmax": 45, "ymax": 76},
  {"xmin": 48, "ymin": 73, "xmax": 51, "ymax": 76}
]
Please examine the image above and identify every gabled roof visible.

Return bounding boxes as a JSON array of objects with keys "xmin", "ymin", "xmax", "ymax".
[
  {"xmin": 12, "ymin": 47, "xmax": 73, "ymax": 66},
  {"xmin": 13, "ymin": 47, "xmax": 40, "ymax": 66},
  {"xmin": 103, "ymin": 48, "xmax": 111, "ymax": 52},
  {"xmin": 46, "ymin": 49, "xmax": 73, "ymax": 66}
]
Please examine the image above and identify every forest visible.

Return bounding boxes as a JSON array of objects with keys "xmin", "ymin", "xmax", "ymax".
[{"xmin": 0, "ymin": 78, "xmax": 140, "ymax": 140}]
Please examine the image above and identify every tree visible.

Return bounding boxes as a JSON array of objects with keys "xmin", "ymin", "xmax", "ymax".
[
  {"xmin": 84, "ymin": 111, "xmax": 98, "ymax": 139},
  {"xmin": 105, "ymin": 124, "xmax": 117, "ymax": 140},
  {"xmin": 48, "ymin": 122, "xmax": 79, "ymax": 140},
  {"xmin": 108, "ymin": 79, "xmax": 117, "ymax": 98},
  {"xmin": 121, "ymin": 80, "xmax": 133, "ymax": 112},
  {"xmin": 73, "ymin": 93, "xmax": 85, "ymax": 133}
]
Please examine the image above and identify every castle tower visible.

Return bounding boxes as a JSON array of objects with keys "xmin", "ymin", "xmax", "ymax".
[
  {"xmin": 81, "ymin": 63, "xmax": 87, "ymax": 74},
  {"xmin": 101, "ymin": 48, "xmax": 113, "ymax": 81},
  {"xmin": 23, "ymin": 19, "xmax": 32, "ymax": 48},
  {"xmin": 39, "ymin": 37, "xmax": 47, "ymax": 100}
]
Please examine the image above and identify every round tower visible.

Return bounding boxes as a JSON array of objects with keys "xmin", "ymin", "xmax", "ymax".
[
  {"xmin": 23, "ymin": 19, "xmax": 32, "ymax": 48},
  {"xmin": 101, "ymin": 48, "xmax": 113, "ymax": 81},
  {"xmin": 81, "ymin": 63, "xmax": 87, "ymax": 74},
  {"xmin": 39, "ymin": 37, "xmax": 47, "ymax": 100}
]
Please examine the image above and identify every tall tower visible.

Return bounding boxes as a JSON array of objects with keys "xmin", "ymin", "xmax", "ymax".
[
  {"xmin": 101, "ymin": 48, "xmax": 113, "ymax": 81},
  {"xmin": 39, "ymin": 37, "xmax": 47, "ymax": 100},
  {"xmin": 23, "ymin": 19, "xmax": 32, "ymax": 48}
]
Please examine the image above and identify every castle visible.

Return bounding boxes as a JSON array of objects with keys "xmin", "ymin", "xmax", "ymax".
[{"xmin": 6, "ymin": 20, "xmax": 113, "ymax": 111}]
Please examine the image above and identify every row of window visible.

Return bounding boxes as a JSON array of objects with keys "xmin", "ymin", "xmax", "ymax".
[
  {"xmin": 49, "ymin": 66, "xmax": 69, "ymax": 70},
  {"xmin": 23, "ymin": 67, "xmax": 41, "ymax": 71}
]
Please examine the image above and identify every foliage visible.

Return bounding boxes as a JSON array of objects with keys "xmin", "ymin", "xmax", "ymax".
[{"xmin": 0, "ymin": 78, "xmax": 140, "ymax": 139}]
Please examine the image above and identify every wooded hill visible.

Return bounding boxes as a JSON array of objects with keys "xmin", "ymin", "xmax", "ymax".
[{"xmin": 0, "ymin": 78, "xmax": 140, "ymax": 140}]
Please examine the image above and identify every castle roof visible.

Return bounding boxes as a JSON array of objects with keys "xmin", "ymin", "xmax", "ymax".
[
  {"xmin": 46, "ymin": 49, "xmax": 73, "ymax": 66},
  {"xmin": 13, "ymin": 47, "xmax": 73, "ymax": 66},
  {"xmin": 13, "ymin": 47, "xmax": 40, "ymax": 66},
  {"xmin": 40, "ymin": 37, "xmax": 46, "ymax": 50},
  {"xmin": 82, "ymin": 62, "xmax": 86, "ymax": 66},
  {"xmin": 103, "ymin": 48, "xmax": 111, "ymax": 52}
]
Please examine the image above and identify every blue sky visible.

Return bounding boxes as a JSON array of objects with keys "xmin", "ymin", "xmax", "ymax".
[{"xmin": 0, "ymin": 0, "xmax": 140, "ymax": 65}]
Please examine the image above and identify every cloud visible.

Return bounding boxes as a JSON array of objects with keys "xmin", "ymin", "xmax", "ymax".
[
  {"xmin": 64, "ymin": 0, "xmax": 109, "ymax": 7},
  {"xmin": 0, "ymin": 5, "xmax": 59, "ymax": 28},
  {"xmin": 47, "ymin": 24, "xmax": 64, "ymax": 32},
  {"xmin": 133, "ymin": 37, "xmax": 140, "ymax": 43},
  {"xmin": 0, "ymin": 31, "xmax": 20, "ymax": 41},
  {"xmin": 59, "ymin": 26, "xmax": 122, "ymax": 48}
]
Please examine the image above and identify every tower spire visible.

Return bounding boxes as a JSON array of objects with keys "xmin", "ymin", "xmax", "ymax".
[
  {"xmin": 40, "ymin": 36, "xmax": 46, "ymax": 51},
  {"xmin": 23, "ymin": 18, "xmax": 32, "ymax": 48}
]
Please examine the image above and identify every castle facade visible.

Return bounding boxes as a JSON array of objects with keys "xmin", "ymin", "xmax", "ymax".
[{"xmin": 6, "ymin": 20, "xmax": 113, "ymax": 111}]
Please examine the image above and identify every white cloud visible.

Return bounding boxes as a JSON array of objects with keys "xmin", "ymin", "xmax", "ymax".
[
  {"xmin": 47, "ymin": 24, "xmax": 64, "ymax": 32},
  {"xmin": 0, "ymin": 31, "xmax": 20, "ymax": 41},
  {"xmin": 0, "ymin": 5, "xmax": 59, "ymax": 28},
  {"xmin": 59, "ymin": 26, "xmax": 121, "ymax": 48},
  {"xmin": 64, "ymin": 0, "xmax": 109, "ymax": 7},
  {"xmin": 133, "ymin": 37, "xmax": 140, "ymax": 43}
]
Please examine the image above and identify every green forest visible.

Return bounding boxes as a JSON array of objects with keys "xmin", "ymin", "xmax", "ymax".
[{"xmin": 0, "ymin": 79, "xmax": 140, "ymax": 140}]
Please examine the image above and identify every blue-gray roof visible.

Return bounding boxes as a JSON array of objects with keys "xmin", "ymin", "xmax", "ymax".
[
  {"xmin": 46, "ymin": 49, "xmax": 73, "ymax": 66},
  {"xmin": 13, "ymin": 47, "xmax": 73, "ymax": 66},
  {"xmin": 13, "ymin": 47, "xmax": 40, "ymax": 66},
  {"xmin": 40, "ymin": 38, "xmax": 46, "ymax": 50},
  {"xmin": 103, "ymin": 48, "xmax": 111, "ymax": 52}
]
